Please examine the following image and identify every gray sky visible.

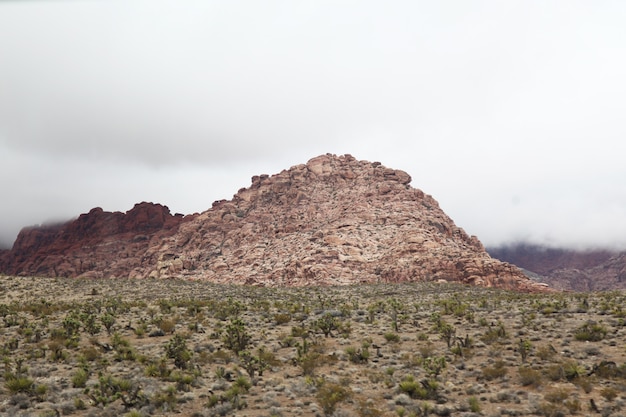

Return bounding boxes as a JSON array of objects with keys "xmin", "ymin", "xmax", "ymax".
[{"xmin": 1, "ymin": 0, "xmax": 626, "ymax": 250}]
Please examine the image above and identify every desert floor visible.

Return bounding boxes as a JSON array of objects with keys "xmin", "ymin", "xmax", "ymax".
[{"xmin": 1, "ymin": 275, "xmax": 626, "ymax": 417}]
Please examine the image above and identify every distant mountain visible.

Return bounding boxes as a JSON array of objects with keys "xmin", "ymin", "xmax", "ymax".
[
  {"xmin": 488, "ymin": 243, "xmax": 626, "ymax": 291},
  {"xmin": 0, "ymin": 154, "xmax": 547, "ymax": 292}
]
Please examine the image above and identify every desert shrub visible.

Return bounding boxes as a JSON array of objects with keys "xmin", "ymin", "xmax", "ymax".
[
  {"xmin": 316, "ymin": 381, "xmax": 351, "ymax": 416},
  {"xmin": 562, "ymin": 360, "xmax": 586, "ymax": 381},
  {"xmin": 346, "ymin": 346, "xmax": 370, "ymax": 364},
  {"xmin": 482, "ymin": 360, "xmax": 508, "ymax": 381},
  {"xmin": 518, "ymin": 366, "xmax": 542, "ymax": 387},
  {"xmin": 74, "ymin": 397, "xmax": 87, "ymax": 410},
  {"xmin": 314, "ymin": 313, "xmax": 341, "ymax": 338},
  {"xmin": 591, "ymin": 360, "xmax": 624, "ymax": 379},
  {"xmin": 422, "ymin": 355, "xmax": 446, "ymax": 377},
  {"xmin": 278, "ymin": 332, "xmax": 297, "ymax": 347},
  {"xmin": 398, "ymin": 375, "xmax": 438, "ymax": 400},
  {"xmin": 518, "ymin": 338, "xmax": 532, "ymax": 362},
  {"xmin": 384, "ymin": 332, "xmax": 401, "ymax": 343},
  {"xmin": 62, "ymin": 311, "xmax": 82, "ymax": 338},
  {"xmin": 157, "ymin": 317, "xmax": 177, "ymax": 334},
  {"xmin": 418, "ymin": 342, "xmax": 435, "ymax": 359},
  {"xmin": 357, "ymin": 399, "xmax": 383, "ymax": 417},
  {"xmin": 544, "ymin": 360, "xmax": 586, "ymax": 383},
  {"xmin": 298, "ymin": 351, "xmax": 323, "ymax": 376},
  {"xmin": 169, "ymin": 370, "xmax": 197, "ymax": 392},
  {"xmin": 538, "ymin": 401, "xmax": 567, "ymax": 417},
  {"xmin": 34, "ymin": 383, "xmax": 48, "ymax": 401},
  {"xmin": 81, "ymin": 345, "xmax": 101, "ymax": 362},
  {"xmin": 572, "ymin": 375, "xmax": 593, "ymax": 393},
  {"xmin": 145, "ymin": 358, "xmax": 171, "ymax": 379},
  {"xmin": 151, "ymin": 385, "xmax": 179, "ymax": 412},
  {"xmin": 574, "ymin": 321, "xmax": 607, "ymax": 341},
  {"xmin": 544, "ymin": 387, "xmax": 570, "ymax": 404},
  {"xmin": 545, "ymin": 364, "xmax": 565, "ymax": 381},
  {"xmin": 253, "ymin": 346, "xmax": 280, "ymax": 374},
  {"xmin": 239, "ymin": 349, "xmax": 265, "ymax": 379},
  {"xmin": 81, "ymin": 312, "xmax": 101, "ymax": 335},
  {"xmin": 165, "ymin": 334, "xmax": 192, "ymax": 370},
  {"xmin": 72, "ymin": 368, "xmax": 89, "ymax": 388},
  {"xmin": 417, "ymin": 332, "xmax": 429, "ymax": 341},
  {"xmin": 564, "ymin": 398, "xmax": 581, "ymax": 413},
  {"xmin": 134, "ymin": 320, "xmax": 148, "ymax": 337},
  {"xmin": 233, "ymin": 375, "xmax": 252, "ymax": 392},
  {"xmin": 207, "ymin": 349, "xmax": 233, "ymax": 364},
  {"xmin": 211, "ymin": 297, "xmax": 246, "ymax": 321},
  {"xmin": 538, "ymin": 402, "xmax": 565, "ymax": 417},
  {"xmin": 100, "ymin": 313, "xmax": 116, "ymax": 335},
  {"xmin": 481, "ymin": 322, "xmax": 507, "ymax": 344},
  {"xmin": 600, "ymin": 387, "xmax": 619, "ymax": 401},
  {"xmin": 536, "ymin": 344, "xmax": 558, "ymax": 361},
  {"xmin": 114, "ymin": 342, "xmax": 138, "ymax": 362},
  {"xmin": 48, "ymin": 340, "xmax": 68, "ymax": 362},
  {"xmin": 468, "ymin": 396, "xmax": 481, "ymax": 413},
  {"xmin": 5, "ymin": 376, "xmax": 34, "ymax": 394},
  {"xmin": 438, "ymin": 322, "xmax": 456, "ymax": 348},
  {"xmin": 222, "ymin": 318, "xmax": 251, "ymax": 355},
  {"xmin": 274, "ymin": 313, "xmax": 291, "ymax": 325}
]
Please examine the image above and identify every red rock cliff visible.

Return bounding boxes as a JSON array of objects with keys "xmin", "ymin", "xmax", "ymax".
[{"xmin": 0, "ymin": 202, "xmax": 191, "ymax": 278}]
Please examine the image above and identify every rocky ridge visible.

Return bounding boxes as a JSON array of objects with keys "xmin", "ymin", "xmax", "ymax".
[
  {"xmin": 1, "ymin": 154, "xmax": 547, "ymax": 291},
  {"xmin": 0, "ymin": 202, "xmax": 192, "ymax": 279}
]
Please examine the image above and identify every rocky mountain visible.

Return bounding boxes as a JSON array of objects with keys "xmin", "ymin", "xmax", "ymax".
[
  {"xmin": 488, "ymin": 243, "xmax": 626, "ymax": 291},
  {"xmin": 0, "ymin": 154, "xmax": 548, "ymax": 291}
]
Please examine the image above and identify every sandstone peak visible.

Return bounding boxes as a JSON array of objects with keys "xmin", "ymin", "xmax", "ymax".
[{"xmin": 0, "ymin": 154, "xmax": 548, "ymax": 292}]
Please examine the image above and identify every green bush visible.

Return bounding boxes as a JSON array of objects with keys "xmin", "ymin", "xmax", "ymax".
[
  {"xmin": 384, "ymin": 332, "xmax": 400, "ymax": 343},
  {"xmin": 5, "ymin": 376, "xmax": 34, "ymax": 394},
  {"xmin": 71, "ymin": 368, "xmax": 89, "ymax": 388},
  {"xmin": 469, "ymin": 396, "xmax": 481, "ymax": 413},
  {"xmin": 574, "ymin": 321, "xmax": 607, "ymax": 341}
]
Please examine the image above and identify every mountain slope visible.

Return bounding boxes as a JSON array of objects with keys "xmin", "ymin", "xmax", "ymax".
[
  {"xmin": 488, "ymin": 243, "xmax": 626, "ymax": 291},
  {"xmin": 1, "ymin": 154, "xmax": 547, "ymax": 291}
]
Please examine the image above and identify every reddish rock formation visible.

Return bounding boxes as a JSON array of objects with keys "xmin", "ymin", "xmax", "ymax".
[
  {"xmin": 0, "ymin": 154, "xmax": 548, "ymax": 292},
  {"xmin": 0, "ymin": 202, "xmax": 192, "ymax": 278},
  {"xmin": 489, "ymin": 243, "xmax": 626, "ymax": 291}
]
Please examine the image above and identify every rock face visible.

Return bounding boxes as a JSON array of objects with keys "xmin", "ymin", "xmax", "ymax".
[
  {"xmin": 0, "ymin": 202, "xmax": 191, "ymax": 279},
  {"xmin": 488, "ymin": 243, "xmax": 626, "ymax": 291},
  {"xmin": 0, "ymin": 154, "xmax": 547, "ymax": 291}
]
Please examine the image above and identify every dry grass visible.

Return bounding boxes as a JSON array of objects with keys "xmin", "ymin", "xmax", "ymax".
[{"xmin": 1, "ymin": 275, "xmax": 626, "ymax": 416}]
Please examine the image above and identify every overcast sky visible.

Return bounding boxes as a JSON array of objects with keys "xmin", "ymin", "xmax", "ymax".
[{"xmin": 1, "ymin": 1, "xmax": 626, "ymax": 250}]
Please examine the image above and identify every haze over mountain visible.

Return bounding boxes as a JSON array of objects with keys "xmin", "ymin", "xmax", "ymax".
[
  {"xmin": 0, "ymin": 154, "xmax": 547, "ymax": 292},
  {"xmin": 488, "ymin": 243, "xmax": 626, "ymax": 292}
]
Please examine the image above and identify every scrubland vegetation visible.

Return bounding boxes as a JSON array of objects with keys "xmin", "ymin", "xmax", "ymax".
[{"xmin": 1, "ymin": 275, "xmax": 626, "ymax": 416}]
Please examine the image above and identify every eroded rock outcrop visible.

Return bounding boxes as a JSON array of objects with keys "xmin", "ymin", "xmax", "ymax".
[
  {"xmin": 0, "ymin": 154, "xmax": 549, "ymax": 291},
  {"xmin": 0, "ymin": 202, "xmax": 191, "ymax": 278}
]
